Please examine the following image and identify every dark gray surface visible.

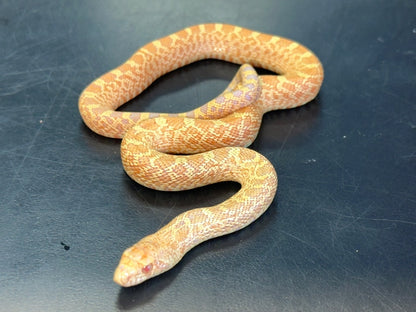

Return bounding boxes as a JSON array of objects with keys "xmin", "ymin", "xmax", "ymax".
[{"xmin": 1, "ymin": 0, "xmax": 415, "ymax": 311}]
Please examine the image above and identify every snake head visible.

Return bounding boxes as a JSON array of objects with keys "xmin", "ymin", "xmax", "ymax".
[{"xmin": 113, "ymin": 237, "xmax": 169, "ymax": 287}]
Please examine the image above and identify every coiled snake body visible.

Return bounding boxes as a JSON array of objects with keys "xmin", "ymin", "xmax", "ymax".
[{"xmin": 79, "ymin": 24, "xmax": 323, "ymax": 287}]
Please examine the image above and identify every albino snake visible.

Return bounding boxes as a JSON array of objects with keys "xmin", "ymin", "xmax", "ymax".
[{"xmin": 78, "ymin": 23, "xmax": 324, "ymax": 287}]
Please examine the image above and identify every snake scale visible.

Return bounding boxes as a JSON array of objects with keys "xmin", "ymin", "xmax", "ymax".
[{"xmin": 79, "ymin": 23, "xmax": 324, "ymax": 287}]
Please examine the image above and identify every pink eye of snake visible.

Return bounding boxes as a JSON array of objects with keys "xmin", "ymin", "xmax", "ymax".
[{"xmin": 141, "ymin": 263, "xmax": 153, "ymax": 274}]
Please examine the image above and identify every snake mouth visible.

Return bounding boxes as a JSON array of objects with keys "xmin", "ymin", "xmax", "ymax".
[
  {"xmin": 113, "ymin": 260, "xmax": 148, "ymax": 287},
  {"xmin": 113, "ymin": 263, "xmax": 135, "ymax": 287}
]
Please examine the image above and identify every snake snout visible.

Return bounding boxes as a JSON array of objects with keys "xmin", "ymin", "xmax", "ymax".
[
  {"xmin": 113, "ymin": 240, "xmax": 160, "ymax": 287},
  {"xmin": 113, "ymin": 261, "xmax": 138, "ymax": 287}
]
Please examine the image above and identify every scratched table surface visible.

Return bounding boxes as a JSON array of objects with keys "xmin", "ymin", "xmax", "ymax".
[{"xmin": 1, "ymin": 0, "xmax": 415, "ymax": 311}]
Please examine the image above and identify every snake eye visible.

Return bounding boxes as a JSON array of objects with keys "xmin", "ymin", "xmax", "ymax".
[{"xmin": 141, "ymin": 263, "xmax": 153, "ymax": 274}]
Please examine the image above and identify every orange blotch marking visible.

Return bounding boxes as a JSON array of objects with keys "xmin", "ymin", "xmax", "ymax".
[
  {"xmin": 221, "ymin": 24, "xmax": 235, "ymax": 33},
  {"xmin": 257, "ymin": 33, "xmax": 273, "ymax": 44},
  {"xmin": 239, "ymin": 27, "xmax": 254, "ymax": 38},
  {"xmin": 159, "ymin": 36, "xmax": 173, "ymax": 47},
  {"xmin": 131, "ymin": 53, "xmax": 145, "ymax": 64},
  {"xmin": 203, "ymin": 24, "xmax": 216, "ymax": 33},
  {"xmin": 100, "ymin": 72, "xmax": 118, "ymax": 84},
  {"xmin": 86, "ymin": 83, "xmax": 103, "ymax": 94},
  {"xmin": 175, "ymin": 29, "xmax": 189, "ymax": 39},
  {"xmin": 143, "ymin": 42, "xmax": 157, "ymax": 54}
]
